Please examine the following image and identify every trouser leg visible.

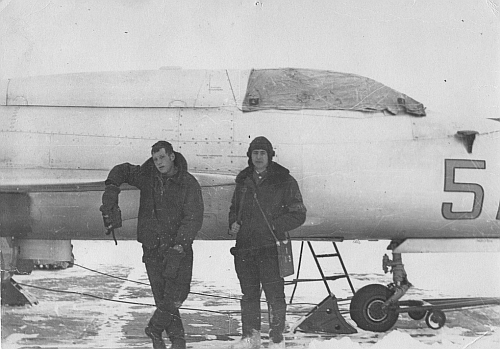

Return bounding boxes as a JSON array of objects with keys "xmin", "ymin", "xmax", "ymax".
[
  {"xmin": 240, "ymin": 297, "xmax": 261, "ymax": 336},
  {"xmin": 144, "ymin": 246, "xmax": 193, "ymax": 340},
  {"xmin": 260, "ymin": 254, "xmax": 286, "ymax": 343},
  {"xmin": 267, "ymin": 301, "xmax": 286, "ymax": 343},
  {"xmin": 234, "ymin": 254, "xmax": 262, "ymax": 336},
  {"xmin": 166, "ymin": 308, "xmax": 184, "ymax": 339}
]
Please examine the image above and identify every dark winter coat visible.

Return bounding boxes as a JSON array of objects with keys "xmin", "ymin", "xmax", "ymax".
[
  {"xmin": 229, "ymin": 162, "xmax": 306, "ymax": 249},
  {"xmin": 105, "ymin": 152, "xmax": 204, "ymax": 249}
]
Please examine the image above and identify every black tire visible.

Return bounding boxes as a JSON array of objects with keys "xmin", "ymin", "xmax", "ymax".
[
  {"xmin": 425, "ymin": 310, "xmax": 446, "ymax": 329},
  {"xmin": 349, "ymin": 284, "xmax": 399, "ymax": 332},
  {"xmin": 408, "ymin": 309, "xmax": 427, "ymax": 320}
]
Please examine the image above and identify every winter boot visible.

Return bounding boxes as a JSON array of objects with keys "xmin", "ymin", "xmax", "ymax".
[
  {"xmin": 145, "ymin": 326, "xmax": 166, "ymax": 349},
  {"xmin": 145, "ymin": 308, "xmax": 171, "ymax": 349},
  {"xmin": 268, "ymin": 328, "xmax": 285, "ymax": 348},
  {"xmin": 167, "ymin": 312, "xmax": 186, "ymax": 349},
  {"xmin": 170, "ymin": 338, "xmax": 187, "ymax": 349},
  {"xmin": 268, "ymin": 301, "xmax": 286, "ymax": 349},
  {"xmin": 230, "ymin": 329, "xmax": 261, "ymax": 349},
  {"xmin": 268, "ymin": 338, "xmax": 285, "ymax": 348}
]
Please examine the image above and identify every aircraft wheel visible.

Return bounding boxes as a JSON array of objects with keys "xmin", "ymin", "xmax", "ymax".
[
  {"xmin": 349, "ymin": 284, "xmax": 399, "ymax": 332},
  {"xmin": 408, "ymin": 309, "xmax": 427, "ymax": 320},
  {"xmin": 425, "ymin": 309, "xmax": 446, "ymax": 329}
]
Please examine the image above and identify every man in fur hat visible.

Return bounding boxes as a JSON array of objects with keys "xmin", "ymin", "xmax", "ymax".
[
  {"xmin": 100, "ymin": 141, "xmax": 204, "ymax": 349},
  {"xmin": 229, "ymin": 136, "xmax": 307, "ymax": 349}
]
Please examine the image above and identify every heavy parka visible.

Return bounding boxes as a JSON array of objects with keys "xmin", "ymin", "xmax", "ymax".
[
  {"xmin": 104, "ymin": 151, "xmax": 204, "ymax": 250},
  {"xmin": 229, "ymin": 161, "xmax": 306, "ymax": 249}
]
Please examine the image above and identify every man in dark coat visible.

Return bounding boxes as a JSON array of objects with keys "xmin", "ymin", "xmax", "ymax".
[
  {"xmin": 229, "ymin": 136, "xmax": 307, "ymax": 349},
  {"xmin": 100, "ymin": 141, "xmax": 204, "ymax": 349}
]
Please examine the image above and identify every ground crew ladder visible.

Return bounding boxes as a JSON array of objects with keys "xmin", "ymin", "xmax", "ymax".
[{"xmin": 288, "ymin": 241, "xmax": 355, "ymax": 304}]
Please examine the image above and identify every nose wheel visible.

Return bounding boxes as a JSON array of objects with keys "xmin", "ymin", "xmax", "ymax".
[
  {"xmin": 349, "ymin": 284, "xmax": 399, "ymax": 332},
  {"xmin": 425, "ymin": 309, "xmax": 446, "ymax": 329}
]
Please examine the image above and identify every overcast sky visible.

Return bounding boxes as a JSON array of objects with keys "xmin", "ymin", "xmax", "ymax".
[{"xmin": 0, "ymin": 0, "xmax": 498, "ymax": 120}]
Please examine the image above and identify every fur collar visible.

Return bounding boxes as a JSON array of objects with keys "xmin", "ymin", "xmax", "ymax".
[{"xmin": 235, "ymin": 161, "xmax": 290, "ymax": 185}]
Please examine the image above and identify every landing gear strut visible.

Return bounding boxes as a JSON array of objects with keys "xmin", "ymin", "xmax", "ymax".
[{"xmin": 349, "ymin": 246, "xmax": 411, "ymax": 332}]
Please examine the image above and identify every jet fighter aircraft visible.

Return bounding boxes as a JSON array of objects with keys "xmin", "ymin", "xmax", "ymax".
[{"xmin": 1, "ymin": 68, "xmax": 499, "ymax": 332}]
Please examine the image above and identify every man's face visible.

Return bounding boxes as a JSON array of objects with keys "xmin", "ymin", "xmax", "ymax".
[
  {"xmin": 152, "ymin": 148, "xmax": 175, "ymax": 175},
  {"xmin": 251, "ymin": 149, "xmax": 268, "ymax": 172}
]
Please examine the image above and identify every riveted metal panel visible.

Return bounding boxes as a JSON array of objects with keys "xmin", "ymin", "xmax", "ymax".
[
  {"xmin": 178, "ymin": 140, "xmax": 248, "ymax": 174},
  {"xmin": 1, "ymin": 105, "xmax": 181, "ymax": 171},
  {"xmin": 179, "ymin": 107, "xmax": 234, "ymax": 142},
  {"xmin": 177, "ymin": 106, "xmax": 248, "ymax": 173}
]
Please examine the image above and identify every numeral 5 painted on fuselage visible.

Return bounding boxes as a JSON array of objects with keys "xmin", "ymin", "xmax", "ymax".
[{"xmin": 442, "ymin": 159, "xmax": 500, "ymax": 220}]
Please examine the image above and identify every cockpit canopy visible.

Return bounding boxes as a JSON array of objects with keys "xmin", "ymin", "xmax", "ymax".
[{"xmin": 242, "ymin": 68, "xmax": 425, "ymax": 116}]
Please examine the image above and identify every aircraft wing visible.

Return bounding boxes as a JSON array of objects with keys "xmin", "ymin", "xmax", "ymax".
[{"xmin": 0, "ymin": 170, "xmax": 236, "ymax": 240}]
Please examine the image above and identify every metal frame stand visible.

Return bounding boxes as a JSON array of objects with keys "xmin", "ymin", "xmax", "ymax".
[{"xmin": 287, "ymin": 241, "xmax": 357, "ymax": 334}]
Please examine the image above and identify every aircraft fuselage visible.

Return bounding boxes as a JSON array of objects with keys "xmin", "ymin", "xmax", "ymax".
[{"xmin": 1, "ymin": 69, "xmax": 499, "ymax": 243}]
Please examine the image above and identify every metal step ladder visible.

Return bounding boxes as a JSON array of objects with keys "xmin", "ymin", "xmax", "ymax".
[
  {"xmin": 288, "ymin": 241, "xmax": 355, "ymax": 303},
  {"xmin": 286, "ymin": 241, "xmax": 358, "ymax": 334}
]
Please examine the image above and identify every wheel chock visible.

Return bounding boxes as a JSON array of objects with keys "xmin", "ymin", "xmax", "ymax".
[
  {"xmin": 291, "ymin": 296, "xmax": 357, "ymax": 334},
  {"xmin": 1, "ymin": 278, "xmax": 38, "ymax": 306}
]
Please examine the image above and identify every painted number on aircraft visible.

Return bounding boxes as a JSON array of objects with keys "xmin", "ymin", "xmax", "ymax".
[{"xmin": 442, "ymin": 159, "xmax": 486, "ymax": 220}]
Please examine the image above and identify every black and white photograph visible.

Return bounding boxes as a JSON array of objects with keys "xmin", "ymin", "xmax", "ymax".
[{"xmin": 1, "ymin": 1, "xmax": 499, "ymax": 348}]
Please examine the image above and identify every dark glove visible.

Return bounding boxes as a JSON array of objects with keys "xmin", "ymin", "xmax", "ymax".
[
  {"xmin": 102, "ymin": 184, "xmax": 120, "ymax": 206},
  {"xmin": 162, "ymin": 247, "xmax": 186, "ymax": 279},
  {"xmin": 100, "ymin": 184, "xmax": 122, "ymax": 232},
  {"xmin": 99, "ymin": 204, "xmax": 122, "ymax": 232}
]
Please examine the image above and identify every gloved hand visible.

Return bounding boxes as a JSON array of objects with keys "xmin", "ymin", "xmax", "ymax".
[
  {"xmin": 162, "ymin": 246, "xmax": 186, "ymax": 279},
  {"xmin": 99, "ymin": 204, "xmax": 122, "ymax": 232},
  {"xmin": 100, "ymin": 184, "xmax": 122, "ymax": 233}
]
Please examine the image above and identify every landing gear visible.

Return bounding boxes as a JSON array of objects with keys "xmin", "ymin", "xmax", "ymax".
[
  {"xmin": 349, "ymin": 245, "xmax": 411, "ymax": 332},
  {"xmin": 425, "ymin": 309, "xmax": 446, "ymax": 330},
  {"xmin": 349, "ymin": 284, "xmax": 399, "ymax": 332}
]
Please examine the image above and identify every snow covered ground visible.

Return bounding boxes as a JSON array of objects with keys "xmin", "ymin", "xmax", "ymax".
[{"xmin": 2, "ymin": 239, "xmax": 500, "ymax": 348}]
